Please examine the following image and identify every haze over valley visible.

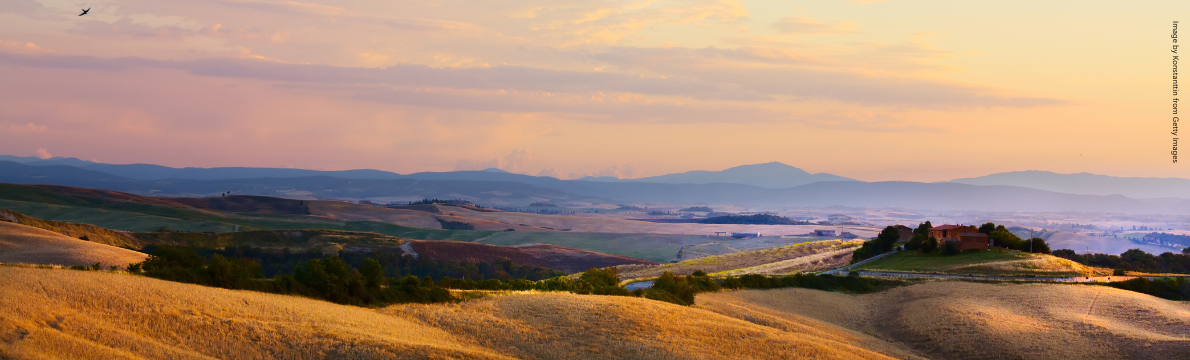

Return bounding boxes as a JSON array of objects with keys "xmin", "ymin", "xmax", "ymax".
[{"xmin": 2, "ymin": 1, "xmax": 1188, "ymax": 359}]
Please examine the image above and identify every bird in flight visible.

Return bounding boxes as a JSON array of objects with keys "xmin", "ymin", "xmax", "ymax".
[{"xmin": 79, "ymin": 8, "xmax": 90, "ymax": 16}]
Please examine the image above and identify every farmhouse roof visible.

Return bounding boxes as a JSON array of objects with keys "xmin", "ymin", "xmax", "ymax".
[{"xmin": 931, "ymin": 224, "xmax": 966, "ymax": 231}]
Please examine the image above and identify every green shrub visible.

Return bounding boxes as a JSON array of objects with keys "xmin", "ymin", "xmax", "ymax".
[
  {"xmin": 941, "ymin": 241, "xmax": 961, "ymax": 256},
  {"xmin": 921, "ymin": 237, "xmax": 939, "ymax": 254},
  {"xmin": 1109, "ymin": 277, "xmax": 1190, "ymax": 300}
]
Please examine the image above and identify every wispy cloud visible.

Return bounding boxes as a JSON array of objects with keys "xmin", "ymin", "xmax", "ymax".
[
  {"xmin": 773, "ymin": 17, "xmax": 860, "ymax": 36},
  {"xmin": 0, "ymin": 50, "xmax": 1063, "ymax": 109}
]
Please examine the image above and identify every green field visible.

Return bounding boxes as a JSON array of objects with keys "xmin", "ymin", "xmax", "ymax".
[
  {"xmin": 0, "ymin": 199, "xmax": 485, "ymax": 240},
  {"xmin": 1, "ymin": 198, "xmax": 700, "ymax": 260},
  {"xmin": 855, "ymin": 249, "xmax": 1094, "ymax": 276},
  {"xmin": 0, "ymin": 199, "xmax": 240, "ymax": 233},
  {"xmin": 474, "ymin": 232, "xmax": 729, "ymax": 262},
  {"xmin": 0, "ymin": 184, "xmax": 794, "ymax": 262}
]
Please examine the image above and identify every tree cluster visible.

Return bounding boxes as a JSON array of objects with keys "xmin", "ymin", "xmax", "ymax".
[
  {"xmin": 1109, "ymin": 277, "xmax": 1190, "ymax": 301},
  {"xmin": 720, "ymin": 273, "xmax": 902, "ymax": 294},
  {"xmin": 978, "ymin": 222, "xmax": 1050, "ymax": 254},
  {"xmin": 1052, "ymin": 248, "xmax": 1190, "ymax": 274},
  {"xmin": 131, "ymin": 246, "xmax": 451, "ymax": 305},
  {"xmin": 699, "ymin": 214, "xmax": 810, "ymax": 225},
  {"xmin": 436, "ymin": 218, "xmax": 476, "ymax": 230},
  {"xmin": 851, "ymin": 226, "xmax": 902, "ymax": 263},
  {"xmin": 642, "ymin": 270, "xmax": 721, "ymax": 305},
  {"xmin": 174, "ymin": 245, "xmax": 563, "ymax": 282}
]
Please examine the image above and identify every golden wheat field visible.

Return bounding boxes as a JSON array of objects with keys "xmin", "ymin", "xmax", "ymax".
[
  {"xmin": 0, "ymin": 221, "xmax": 147, "ymax": 268},
  {"xmin": 950, "ymin": 254, "xmax": 1109, "ymax": 276},
  {"xmin": 0, "ymin": 267, "xmax": 900, "ymax": 360},
  {"xmin": 699, "ymin": 281, "xmax": 1190, "ymax": 360},
  {"xmin": 3, "ymin": 265, "xmax": 1186, "ymax": 360}
]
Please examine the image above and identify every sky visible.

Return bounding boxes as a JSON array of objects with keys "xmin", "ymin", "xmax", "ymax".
[{"xmin": 0, "ymin": 0, "xmax": 1186, "ymax": 181}]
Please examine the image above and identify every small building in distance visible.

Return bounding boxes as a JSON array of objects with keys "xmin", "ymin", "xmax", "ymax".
[
  {"xmin": 929, "ymin": 224, "xmax": 988, "ymax": 251},
  {"xmin": 814, "ymin": 229, "xmax": 836, "ymax": 237},
  {"xmin": 840, "ymin": 231, "xmax": 859, "ymax": 239},
  {"xmin": 956, "ymin": 232, "xmax": 989, "ymax": 251},
  {"xmin": 732, "ymin": 232, "xmax": 761, "ymax": 238},
  {"xmin": 892, "ymin": 225, "xmax": 914, "ymax": 242}
]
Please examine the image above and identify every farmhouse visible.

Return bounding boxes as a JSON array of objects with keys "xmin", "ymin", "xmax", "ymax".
[
  {"xmin": 929, "ymin": 224, "xmax": 989, "ymax": 251},
  {"xmin": 892, "ymin": 225, "xmax": 913, "ymax": 242}
]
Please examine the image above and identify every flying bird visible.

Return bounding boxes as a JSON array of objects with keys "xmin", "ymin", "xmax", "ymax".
[{"xmin": 79, "ymin": 8, "xmax": 90, "ymax": 16}]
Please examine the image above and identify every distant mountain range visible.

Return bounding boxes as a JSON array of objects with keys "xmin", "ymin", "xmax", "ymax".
[
  {"xmin": 0, "ymin": 156, "xmax": 403, "ymax": 181},
  {"xmin": 3, "ymin": 160, "xmax": 1189, "ymax": 214},
  {"xmin": 946, "ymin": 171, "xmax": 1190, "ymax": 199},
  {"xmin": 0, "ymin": 157, "xmax": 853, "ymax": 189},
  {"xmin": 580, "ymin": 162, "xmax": 856, "ymax": 188}
]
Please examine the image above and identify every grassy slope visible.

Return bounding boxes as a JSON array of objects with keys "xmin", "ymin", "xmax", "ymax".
[
  {"xmin": 0, "ymin": 184, "xmax": 812, "ymax": 261},
  {"xmin": 473, "ymin": 231, "xmax": 723, "ymax": 263},
  {"xmin": 0, "ymin": 267, "xmax": 899, "ymax": 360},
  {"xmin": 699, "ymin": 282, "xmax": 1190, "ymax": 360},
  {"xmin": 0, "ymin": 222, "xmax": 147, "ymax": 268},
  {"xmin": 617, "ymin": 240, "xmax": 864, "ymax": 279},
  {"xmin": 0, "ymin": 207, "xmax": 139, "ymax": 248},
  {"xmin": 0, "ymin": 199, "xmax": 487, "ymax": 240},
  {"xmin": 855, "ymin": 249, "xmax": 1106, "ymax": 277}
]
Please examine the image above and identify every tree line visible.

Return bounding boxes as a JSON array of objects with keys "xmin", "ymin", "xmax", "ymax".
[
  {"xmin": 1052, "ymin": 248, "xmax": 1190, "ymax": 274},
  {"xmin": 853, "ymin": 222, "xmax": 1053, "ymax": 263},
  {"xmin": 120, "ymin": 245, "xmax": 913, "ymax": 307}
]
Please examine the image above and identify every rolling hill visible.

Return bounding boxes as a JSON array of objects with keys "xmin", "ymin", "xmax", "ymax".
[
  {"xmin": 6, "ymin": 161, "xmax": 1190, "ymax": 213},
  {"xmin": 408, "ymin": 240, "xmax": 656, "ymax": 273},
  {"xmin": 855, "ymin": 250, "xmax": 1107, "ymax": 277},
  {"xmin": 700, "ymin": 281, "xmax": 1190, "ymax": 360},
  {"xmin": 948, "ymin": 170, "xmax": 1190, "ymax": 199},
  {"xmin": 0, "ymin": 156, "xmax": 404, "ymax": 181},
  {"xmin": 3, "ymin": 266, "xmax": 1185, "ymax": 359},
  {"xmin": 0, "ymin": 267, "xmax": 905, "ymax": 359},
  {"xmin": 0, "ymin": 222, "xmax": 147, "ymax": 268},
  {"xmin": 0, "ymin": 207, "xmax": 653, "ymax": 274},
  {"xmin": 616, "ymin": 240, "xmax": 863, "ymax": 280},
  {"xmin": 582, "ymin": 161, "xmax": 856, "ymax": 188}
]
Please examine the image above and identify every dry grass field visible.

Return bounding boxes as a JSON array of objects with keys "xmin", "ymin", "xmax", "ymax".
[
  {"xmin": 1, "ymin": 208, "xmax": 139, "ymax": 248},
  {"xmin": 617, "ymin": 240, "xmax": 863, "ymax": 279},
  {"xmin": 0, "ymin": 267, "xmax": 902, "ymax": 360},
  {"xmin": 0, "ymin": 222, "xmax": 146, "ymax": 268},
  {"xmin": 699, "ymin": 281, "xmax": 1190, "ymax": 360}
]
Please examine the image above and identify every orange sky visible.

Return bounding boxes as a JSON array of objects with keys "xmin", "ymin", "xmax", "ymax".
[{"xmin": 1, "ymin": 0, "xmax": 1187, "ymax": 181}]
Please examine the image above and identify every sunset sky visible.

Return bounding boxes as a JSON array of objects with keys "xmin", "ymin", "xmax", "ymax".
[{"xmin": 1, "ymin": 0, "xmax": 1186, "ymax": 181}]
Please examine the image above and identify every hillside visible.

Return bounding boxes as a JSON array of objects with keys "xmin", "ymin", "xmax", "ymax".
[
  {"xmin": 0, "ymin": 208, "xmax": 138, "ymax": 248},
  {"xmin": 0, "ymin": 207, "xmax": 656, "ymax": 274},
  {"xmin": 856, "ymin": 250, "xmax": 1107, "ymax": 277},
  {"xmin": 0, "ymin": 222, "xmax": 147, "ymax": 268},
  {"xmin": 408, "ymin": 240, "xmax": 656, "ymax": 273},
  {"xmin": 617, "ymin": 240, "xmax": 863, "ymax": 279},
  {"xmin": 0, "ymin": 267, "xmax": 903, "ymax": 360},
  {"xmin": 584, "ymin": 162, "xmax": 856, "ymax": 188},
  {"xmin": 699, "ymin": 282, "xmax": 1190, "ymax": 360},
  {"xmin": 11, "ymin": 162, "xmax": 1190, "ymax": 214},
  {"xmin": 949, "ymin": 170, "xmax": 1190, "ymax": 199}
]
